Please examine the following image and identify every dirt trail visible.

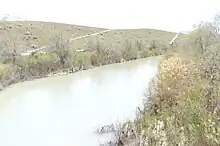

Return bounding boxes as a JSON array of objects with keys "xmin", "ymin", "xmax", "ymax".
[{"xmin": 21, "ymin": 29, "xmax": 112, "ymax": 56}]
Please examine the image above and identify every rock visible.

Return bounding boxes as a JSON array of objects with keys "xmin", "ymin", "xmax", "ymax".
[
  {"xmin": 68, "ymin": 68, "xmax": 78, "ymax": 74},
  {"xmin": 23, "ymin": 36, "xmax": 31, "ymax": 40},
  {"xmin": 76, "ymin": 48, "xmax": 84, "ymax": 52},
  {"xmin": 67, "ymin": 26, "xmax": 72, "ymax": 31},
  {"xmin": 25, "ymin": 30, "xmax": 31, "ymax": 35},
  {"xmin": 100, "ymin": 140, "xmax": 118, "ymax": 146},
  {"xmin": 0, "ymin": 26, "xmax": 3, "ymax": 30},
  {"xmin": 216, "ymin": 118, "xmax": 220, "ymax": 125},
  {"xmin": 121, "ymin": 59, "xmax": 125, "ymax": 62},
  {"xmin": 30, "ymin": 44, "xmax": 39, "ymax": 49},
  {"xmin": 32, "ymin": 36, "xmax": 38, "ymax": 40},
  {"xmin": 76, "ymin": 47, "xmax": 93, "ymax": 52},
  {"xmin": 97, "ymin": 124, "xmax": 116, "ymax": 134}
]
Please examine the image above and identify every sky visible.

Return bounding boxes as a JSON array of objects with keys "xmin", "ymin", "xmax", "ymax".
[{"xmin": 1, "ymin": 0, "xmax": 220, "ymax": 32}]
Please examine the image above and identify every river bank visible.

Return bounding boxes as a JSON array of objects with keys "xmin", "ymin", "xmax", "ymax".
[
  {"xmin": 0, "ymin": 64, "xmax": 92, "ymax": 91},
  {"xmin": 0, "ymin": 56, "xmax": 158, "ymax": 146},
  {"xmin": 0, "ymin": 42, "xmax": 166, "ymax": 92},
  {"xmin": 116, "ymin": 16, "xmax": 220, "ymax": 145}
]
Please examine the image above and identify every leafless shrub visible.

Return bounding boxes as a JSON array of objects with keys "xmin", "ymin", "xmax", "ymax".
[
  {"xmin": 53, "ymin": 34, "xmax": 73, "ymax": 69},
  {"xmin": 121, "ymin": 39, "xmax": 137, "ymax": 61}
]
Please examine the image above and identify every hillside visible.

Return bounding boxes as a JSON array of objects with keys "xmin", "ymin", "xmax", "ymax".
[
  {"xmin": 0, "ymin": 21, "xmax": 186, "ymax": 55},
  {"xmin": 0, "ymin": 21, "xmax": 188, "ymax": 91},
  {"xmin": 0, "ymin": 21, "xmax": 105, "ymax": 53}
]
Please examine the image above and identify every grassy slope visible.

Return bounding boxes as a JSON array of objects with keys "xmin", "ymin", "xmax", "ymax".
[
  {"xmin": 0, "ymin": 21, "xmax": 187, "ymax": 76},
  {"xmin": 0, "ymin": 21, "xmax": 186, "ymax": 53},
  {"xmin": 0, "ymin": 21, "xmax": 104, "ymax": 53},
  {"xmin": 68, "ymin": 29, "xmax": 187, "ymax": 50}
]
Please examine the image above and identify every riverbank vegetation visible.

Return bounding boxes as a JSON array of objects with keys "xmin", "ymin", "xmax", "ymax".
[
  {"xmin": 0, "ymin": 22, "xmax": 183, "ymax": 91},
  {"xmin": 1, "ymin": 16, "xmax": 220, "ymax": 146},
  {"xmin": 117, "ymin": 13, "xmax": 220, "ymax": 146}
]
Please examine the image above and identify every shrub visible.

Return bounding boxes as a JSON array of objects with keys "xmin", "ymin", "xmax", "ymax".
[
  {"xmin": 149, "ymin": 55, "xmax": 195, "ymax": 112},
  {"xmin": 21, "ymin": 52, "xmax": 60, "ymax": 76},
  {"xmin": 129, "ymin": 49, "xmax": 220, "ymax": 146},
  {"xmin": 121, "ymin": 40, "xmax": 138, "ymax": 61}
]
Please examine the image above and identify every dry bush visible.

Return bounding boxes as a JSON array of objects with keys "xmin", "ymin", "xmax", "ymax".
[
  {"xmin": 19, "ymin": 52, "xmax": 60, "ymax": 77},
  {"xmin": 102, "ymin": 47, "xmax": 123, "ymax": 64},
  {"xmin": 121, "ymin": 40, "xmax": 138, "ymax": 61},
  {"xmin": 53, "ymin": 35, "xmax": 73, "ymax": 68},
  {"xmin": 91, "ymin": 40, "xmax": 123, "ymax": 65},
  {"xmin": 125, "ymin": 37, "xmax": 220, "ymax": 145},
  {"xmin": 72, "ymin": 52, "xmax": 95, "ymax": 69},
  {"xmin": 149, "ymin": 55, "xmax": 196, "ymax": 112},
  {"xmin": 0, "ymin": 65, "xmax": 21, "ymax": 86},
  {"xmin": 132, "ymin": 53, "xmax": 219, "ymax": 146}
]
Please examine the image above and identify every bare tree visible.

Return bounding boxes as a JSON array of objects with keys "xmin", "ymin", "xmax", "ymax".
[{"xmin": 53, "ymin": 34, "xmax": 72, "ymax": 69}]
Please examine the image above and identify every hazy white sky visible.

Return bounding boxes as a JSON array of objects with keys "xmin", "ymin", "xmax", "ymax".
[{"xmin": 1, "ymin": 0, "xmax": 220, "ymax": 32}]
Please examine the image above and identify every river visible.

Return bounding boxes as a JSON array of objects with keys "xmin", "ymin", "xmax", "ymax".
[{"xmin": 0, "ymin": 57, "xmax": 158, "ymax": 146}]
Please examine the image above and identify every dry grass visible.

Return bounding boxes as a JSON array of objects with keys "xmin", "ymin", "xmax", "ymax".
[
  {"xmin": 118, "ymin": 53, "xmax": 220, "ymax": 146},
  {"xmin": 0, "ymin": 38, "xmax": 168, "ymax": 91},
  {"xmin": 0, "ymin": 21, "xmax": 185, "ymax": 90},
  {"xmin": 0, "ymin": 21, "xmax": 185, "ymax": 54},
  {"xmin": 0, "ymin": 21, "xmax": 104, "ymax": 53},
  {"xmin": 117, "ymin": 14, "xmax": 220, "ymax": 146}
]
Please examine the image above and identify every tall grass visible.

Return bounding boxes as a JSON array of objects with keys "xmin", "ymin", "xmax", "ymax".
[{"xmin": 116, "ymin": 13, "xmax": 220, "ymax": 146}]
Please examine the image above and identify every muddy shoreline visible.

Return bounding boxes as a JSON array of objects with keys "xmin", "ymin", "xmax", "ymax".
[
  {"xmin": 0, "ymin": 58, "xmax": 131, "ymax": 92},
  {"xmin": 0, "ymin": 55, "xmax": 161, "ymax": 92},
  {"xmin": 0, "ymin": 65, "xmax": 92, "ymax": 92}
]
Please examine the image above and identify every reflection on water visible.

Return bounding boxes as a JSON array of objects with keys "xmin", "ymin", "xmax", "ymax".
[{"xmin": 0, "ymin": 58, "xmax": 158, "ymax": 146}]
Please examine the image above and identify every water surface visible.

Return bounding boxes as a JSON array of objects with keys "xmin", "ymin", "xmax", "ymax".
[{"xmin": 0, "ymin": 58, "xmax": 158, "ymax": 146}]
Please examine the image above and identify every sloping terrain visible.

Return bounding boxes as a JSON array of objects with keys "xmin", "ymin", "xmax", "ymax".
[
  {"xmin": 0, "ymin": 21, "xmax": 105, "ymax": 53},
  {"xmin": 0, "ymin": 21, "xmax": 186, "ymax": 55},
  {"xmin": 72, "ymin": 29, "xmax": 186, "ymax": 50}
]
